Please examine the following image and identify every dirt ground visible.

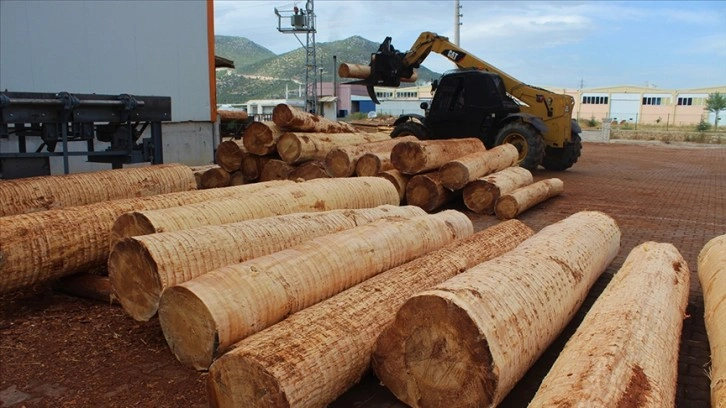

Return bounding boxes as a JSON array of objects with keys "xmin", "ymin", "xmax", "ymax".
[{"xmin": 1, "ymin": 141, "xmax": 724, "ymax": 408}]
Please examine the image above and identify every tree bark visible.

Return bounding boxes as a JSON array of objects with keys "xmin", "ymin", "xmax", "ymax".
[
  {"xmin": 272, "ymin": 104, "xmax": 357, "ymax": 133},
  {"xmin": 0, "ymin": 163, "xmax": 196, "ymax": 217},
  {"xmin": 529, "ymin": 242, "xmax": 689, "ymax": 408},
  {"xmin": 698, "ymin": 234, "xmax": 726, "ymax": 407},
  {"xmin": 391, "ymin": 138, "xmax": 486, "ymax": 175},
  {"xmin": 372, "ymin": 211, "xmax": 621, "ymax": 407},
  {"xmin": 277, "ymin": 132, "xmax": 390, "ymax": 164},
  {"xmin": 324, "ymin": 135, "xmax": 417, "ymax": 178},
  {"xmin": 378, "ymin": 170, "xmax": 411, "ymax": 203},
  {"xmin": 462, "ymin": 167, "xmax": 533, "ymax": 214},
  {"xmin": 242, "ymin": 121, "xmax": 284, "ymax": 156},
  {"xmin": 258, "ymin": 159, "xmax": 294, "ymax": 182},
  {"xmin": 439, "ymin": 144, "xmax": 519, "ymax": 191},
  {"xmin": 110, "ymin": 177, "xmax": 400, "ymax": 246},
  {"xmin": 215, "ymin": 140, "xmax": 247, "ymax": 172},
  {"xmin": 406, "ymin": 172, "xmax": 457, "ymax": 212},
  {"xmin": 494, "ymin": 178, "xmax": 564, "ymax": 220},
  {"xmin": 159, "ymin": 211, "xmax": 473, "ymax": 370},
  {"xmin": 109, "ymin": 206, "xmax": 426, "ymax": 321},
  {"xmin": 208, "ymin": 220, "xmax": 534, "ymax": 408},
  {"xmin": 338, "ymin": 63, "xmax": 418, "ymax": 83},
  {"xmin": 355, "ymin": 152, "xmax": 394, "ymax": 176},
  {"xmin": 0, "ymin": 181, "xmax": 291, "ymax": 293},
  {"xmin": 200, "ymin": 167, "xmax": 232, "ymax": 189},
  {"xmin": 288, "ymin": 161, "xmax": 330, "ymax": 181}
]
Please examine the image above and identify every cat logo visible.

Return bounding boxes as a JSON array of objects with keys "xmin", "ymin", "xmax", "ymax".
[{"xmin": 443, "ymin": 49, "xmax": 466, "ymax": 62}]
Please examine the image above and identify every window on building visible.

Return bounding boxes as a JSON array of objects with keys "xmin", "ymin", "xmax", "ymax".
[
  {"xmin": 677, "ymin": 97, "xmax": 693, "ymax": 106},
  {"xmin": 582, "ymin": 96, "xmax": 608, "ymax": 104},
  {"xmin": 642, "ymin": 97, "xmax": 662, "ymax": 106}
]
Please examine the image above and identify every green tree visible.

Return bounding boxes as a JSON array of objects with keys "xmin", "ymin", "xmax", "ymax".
[{"xmin": 705, "ymin": 92, "xmax": 726, "ymax": 129}]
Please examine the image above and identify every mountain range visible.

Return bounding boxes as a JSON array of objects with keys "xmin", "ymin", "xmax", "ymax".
[{"xmin": 215, "ymin": 35, "xmax": 441, "ymax": 104}]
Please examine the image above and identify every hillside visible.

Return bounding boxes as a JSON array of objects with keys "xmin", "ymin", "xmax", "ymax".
[
  {"xmin": 214, "ymin": 35, "xmax": 276, "ymax": 69},
  {"xmin": 215, "ymin": 35, "xmax": 441, "ymax": 104}
]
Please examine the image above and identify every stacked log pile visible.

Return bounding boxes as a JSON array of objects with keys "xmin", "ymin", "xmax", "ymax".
[{"xmin": 158, "ymin": 210, "xmax": 474, "ymax": 370}]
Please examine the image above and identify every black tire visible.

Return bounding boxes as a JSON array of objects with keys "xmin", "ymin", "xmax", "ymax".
[
  {"xmin": 495, "ymin": 122, "xmax": 544, "ymax": 171},
  {"xmin": 542, "ymin": 133, "xmax": 582, "ymax": 171},
  {"xmin": 390, "ymin": 121, "xmax": 429, "ymax": 139}
]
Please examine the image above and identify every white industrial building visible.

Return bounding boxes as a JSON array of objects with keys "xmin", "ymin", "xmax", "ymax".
[{"xmin": 0, "ymin": 0, "xmax": 219, "ymax": 175}]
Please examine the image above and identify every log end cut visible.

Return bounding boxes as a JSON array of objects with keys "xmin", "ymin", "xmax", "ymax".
[
  {"xmin": 108, "ymin": 238, "xmax": 163, "ymax": 321},
  {"xmin": 324, "ymin": 149, "xmax": 354, "ymax": 178},
  {"xmin": 373, "ymin": 292, "xmax": 496, "ymax": 407},
  {"xmin": 158, "ymin": 285, "xmax": 218, "ymax": 371},
  {"xmin": 276, "ymin": 133, "xmax": 303, "ymax": 164},
  {"xmin": 462, "ymin": 181, "xmax": 498, "ymax": 214},
  {"xmin": 110, "ymin": 212, "xmax": 158, "ymax": 249},
  {"xmin": 439, "ymin": 161, "xmax": 470, "ymax": 191},
  {"xmin": 209, "ymin": 354, "xmax": 290, "ymax": 408},
  {"xmin": 391, "ymin": 141, "xmax": 425, "ymax": 175}
]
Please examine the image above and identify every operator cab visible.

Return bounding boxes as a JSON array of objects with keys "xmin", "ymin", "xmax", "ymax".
[{"xmin": 426, "ymin": 70, "xmax": 519, "ymax": 147}]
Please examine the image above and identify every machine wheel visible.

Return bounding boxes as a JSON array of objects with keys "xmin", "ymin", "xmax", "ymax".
[
  {"xmin": 495, "ymin": 122, "xmax": 545, "ymax": 171},
  {"xmin": 391, "ymin": 121, "xmax": 429, "ymax": 139},
  {"xmin": 542, "ymin": 133, "xmax": 582, "ymax": 171}
]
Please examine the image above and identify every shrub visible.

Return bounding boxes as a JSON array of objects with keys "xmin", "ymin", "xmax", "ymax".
[
  {"xmin": 696, "ymin": 119, "xmax": 711, "ymax": 132},
  {"xmin": 586, "ymin": 116, "xmax": 599, "ymax": 128}
]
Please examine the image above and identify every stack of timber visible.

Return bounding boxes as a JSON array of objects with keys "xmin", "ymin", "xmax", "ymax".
[
  {"xmin": 218, "ymin": 109, "xmax": 251, "ymax": 139},
  {"xmin": 189, "ymin": 165, "xmax": 222, "ymax": 189},
  {"xmin": 109, "ymin": 177, "xmax": 399, "ymax": 246},
  {"xmin": 158, "ymin": 210, "xmax": 474, "ymax": 370},
  {"xmin": 439, "ymin": 143, "xmax": 519, "ymax": 191},
  {"xmin": 207, "ymin": 220, "xmax": 534, "ymax": 408},
  {"xmin": 372, "ymin": 211, "xmax": 620, "ymax": 407},
  {"xmin": 389, "ymin": 138, "xmax": 485, "ymax": 212},
  {"xmin": 324, "ymin": 136, "xmax": 418, "ymax": 178},
  {"xmin": 529, "ymin": 242, "xmax": 689, "ymax": 407},
  {"xmin": 109, "ymin": 205, "xmax": 426, "ymax": 321},
  {"xmin": 698, "ymin": 234, "xmax": 726, "ymax": 407},
  {"xmin": 0, "ymin": 163, "xmax": 196, "ymax": 216},
  {"xmin": 0, "ymin": 181, "xmax": 292, "ymax": 293}
]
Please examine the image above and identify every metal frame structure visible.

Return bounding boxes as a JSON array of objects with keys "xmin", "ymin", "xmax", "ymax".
[
  {"xmin": 0, "ymin": 91, "xmax": 171, "ymax": 175},
  {"xmin": 274, "ymin": 0, "xmax": 317, "ymax": 113}
]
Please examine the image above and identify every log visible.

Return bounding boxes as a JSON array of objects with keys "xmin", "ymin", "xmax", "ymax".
[
  {"xmin": 378, "ymin": 170, "xmax": 411, "ymax": 203},
  {"xmin": 215, "ymin": 140, "xmax": 246, "ymax": 172},
  {"xmin": 372, "ymin": 211, "xmax": 620, "ymax": 407},
  {"xmin": 528, "ymin": 242, "xmax": 689, "ymax": 407},
  {"xmin": 110, "ymin": 177, "xmax": 400, "ymax": 246},
  {"xmin": 0, "ymin": 181, "xmax": 291, "ymax": 293},
  {"xmin": 207, "ymin": 220, "xmax": 534, "ymax": 408},
  {"xmin": 218, "ymin": 110, "xmax": 249, "ymax": 122},
  {"xmin": 494, "ymin": 178, "xmax": 564, "ymax": 220},
  {"xmin": 405, "ymin": 171, "xmax": 457, "ymax": 212},
  {"xmin": 276, "ymin": 132, "xmax": 390, "ymax": 164},
  {"xmin": 52, "ymin": 274, "xmax": 117, "ymax": 304},
  {"xmin": 272, "ymin": 104, "xmax": 357, "ymax": 133},
  {"xmin": 355, "ymin": 151, "xmax": 394, "ymax": 176},
  {"xmin": 0, "ymin": 163, "xmax": 197, "ymax": 217},
  {"xmin": 288, "ymin": 161, "xmax": 330, "ymax": 181},
  {"xmin": 190, "ymin": 165, "xmax": 221, "ymax": 189},
  {"xmin": 439, "ymin": 143, "xmax": 519, "ymax": 191},
  {"xmin": 338, "ymin": 63, "xmax": 418, "ymax": 83},
  {"xmin": 229, "ymin": 171, "xmax": 245, "ymax": 186},
  {"xmin": 698, "ymin": 234, "xmax": 726, "ymax": 407},
  {"xmin": 200, "ymin": 167, "xmax": 231, "ymax": 189},
  {"xmin": 159, "ymin": 210, "xmax": 473, "ymax": 370},
  {"xmin": 240, "ymin": 154, "xmax": 277, "ymax": 182},
  {"xmin": 391, "ymin": 138, "xmax": 486, "ymax": 175},
  {"xmin": 258, "ymin": 159, "xmax": 294, "ymax": 182},
  {"xmin": 109, "ymin": 205, "xmax": 426, "ymax": 321},
  {"xmin": 462, "ymin": 167, "xmax": 533, "ymax": 214},
  {"xmin": 242, "ymin": 121, "xmax": 284, "ymax": 156},
  {"xmin": 324, "ymin": 135, "xmax": 418, "ymax": 178}
]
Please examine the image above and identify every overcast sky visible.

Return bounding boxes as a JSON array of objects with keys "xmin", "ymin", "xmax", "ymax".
[{"xmin": 214, "ymin": 1, "xmax": 726, "ymax": 90}]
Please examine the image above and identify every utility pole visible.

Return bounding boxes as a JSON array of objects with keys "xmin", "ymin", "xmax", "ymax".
[
  {"xmin": 454, "ymin": 0, "xmax": 463, "ymax": 46},
  {"xmin": 275, "ymin": 0, "xmax": 318, "ymax": 113}
]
